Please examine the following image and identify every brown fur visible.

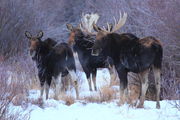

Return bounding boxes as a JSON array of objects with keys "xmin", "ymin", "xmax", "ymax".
[
  {"xmin": 29, "ymin": 39, "xmax": 39, "ymax": 51},
  {"xmin": 96, "ymin": 31, "xmax": 107, "ymax": 41},
  {"xmin": 139, "ymin": 36, "xmax": 162, "ymax": 47},
  {"xmin": 68, "ymin": 32, "xmax": 75, "ymax": 45}
]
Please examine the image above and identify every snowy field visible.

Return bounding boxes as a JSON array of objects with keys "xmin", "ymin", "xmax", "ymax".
[
  {"xmin": 8, "ymin": 69, "xmax": 180, "ymax": 120},
  {"xmin": 10, "ymin": 99, "xmax": 180, "ymax": 120}
]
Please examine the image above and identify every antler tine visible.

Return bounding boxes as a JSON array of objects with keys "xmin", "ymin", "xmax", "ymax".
[
  {"xmin": 107, "ymin": 22, "xmax": 111, "ymax": 32},
  {"xmin": 102, "ymin": 11, "xmax": 127, "ymax": 33},
  {"xmin": 113, "ymin": 16, "xmax": 117, "ymax": 28},
  {"xmin": 119, "ymin": 12, "xmax": 122, "ymax": 22},
  {"xmin": 80, "ymin": 13, "xmax": 100, "ymax": 35},
  {"xmin": 111, "ymin": 11, "xmax": 127, "ymax": 33}
]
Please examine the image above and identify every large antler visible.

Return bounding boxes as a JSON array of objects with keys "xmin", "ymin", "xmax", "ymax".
[
  {"xmin": 111, "ymin": 12, "xmax": 127, "ymax": 32},
  {"xmin": 99, "ymin": 11, "xmax": 127, "ymax": 33},
  {"xmin": 80, "ymin": 13, "xmax": 99, "ymax": 35}
]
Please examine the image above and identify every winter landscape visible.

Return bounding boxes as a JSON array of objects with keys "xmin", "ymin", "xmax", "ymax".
[
  {"xmin": 3, "ymin": 70, "xmax": 180, "ymax": 120},
  {"xmin": 0, "ymin": 0, "xmax": 179, "ymax": 120}
]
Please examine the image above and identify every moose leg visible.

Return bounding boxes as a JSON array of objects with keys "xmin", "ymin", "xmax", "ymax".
[
  {"xmin": 87, "ymin": 75, "xmax": 92, "ymax": 91},
  {"xmin": 119, "ymin": 72, "xmax": 128, "ymax": 105},
  {"xmin": 92, "ymin": 70, "xmax": 97, "ymax": 91},
  {"xmin": 109, "ymin": 65, "xmax": 117, "ymax": 85},
  {"xmin": 39, "ymin": 74, "xmax": 45, "ymax": 99},
  {"xmin": 138, "ymin": 70, "xmax": 149, "ymax": 108},
  {"xmin": 45, "ymin": 77, "xmax": 51, "ymax": 100},
  {"xmin": 45, "ymin": 84, "xmax": 50, "ymax": 100},
  {"xmin": 116, "ymin": 65, "xmax": 128, "ymax": 105},
  {"xmin": 69, "ymin": 70, "xmax": 79, "ymax": 99},
  {"xmin": 153, "ymin": 67, "xmax": 161, "ymax": 109},
  {"xmin": 82, "ymin": 66, "xmax": 92, "ymax": 91},
  {"xmin": 54, "ymin": 73, "xmax": 62, "ymax": 100},
  {"xmin": 84, "ymin": 70, "xmax": 92, "ymax": 91},
  {"xmin": 40, "ymin": 83, "xmax": 45, "ymax": 99}
]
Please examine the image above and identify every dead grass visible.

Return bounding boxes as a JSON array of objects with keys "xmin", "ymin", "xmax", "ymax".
[
  {"xmin": 83, "ymin": 96, "xmax": 101, "ymax": 103},
  {"xmin": 110, "ymin": 78, "xmax": 119, "ymax": 86},
  {"xmin": 99, "ymin": 85, "xmax": 117, "ymax": 102},
  {"xmin": 60, "ymin": 94, "xmax": 75, "ymax": 106},
  {"xmin": 83, "ymin": 85, "xmax": 117, "ymax": 103},
  {"xmin": 29, "ymin": 77, "xmax": 40, "ymax": 90},
  {"xmin": 0, "ymin": 64, "xmax": 29, "ymax": 119}
]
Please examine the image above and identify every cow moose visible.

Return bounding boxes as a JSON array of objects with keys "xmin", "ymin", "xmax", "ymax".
[
  {"xmin": 66, "ymin": 13, "xmax": 117, "ymax": 91},
  {"xmin": 91, "ymin": 12, "xmax": 163, "ymax": 108},
  {"xmin": 25, "ymin": 31, "xmax": 79, "ymax": 100}
]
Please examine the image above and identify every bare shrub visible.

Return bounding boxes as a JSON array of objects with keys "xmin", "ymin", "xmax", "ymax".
[
  {"xmin": 0, "ymin": 55, "xmax": 37, "ymax": 119},
  {"xmin": 0, "ymin": 63, "xmax": 29, "ymax": 119},
  {"xmin": 0, "ymin": 0, "xmax": 36, "ymax": 59},
  {"xmin": 161, "ymin": 58, "xmax": 180, "ymax": 100}
]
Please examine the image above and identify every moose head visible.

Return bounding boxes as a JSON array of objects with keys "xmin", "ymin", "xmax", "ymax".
[
  {"xmin": 25, "ymin": 31, "xmax": 43, "ymax": 58},
  {"xmin": 91, "ymin": 12, "xmax": 127, "ymax": 56}
]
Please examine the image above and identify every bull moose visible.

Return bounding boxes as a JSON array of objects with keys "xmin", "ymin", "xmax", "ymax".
[
  {"xmin": 91, "ymin": 12, "xmax": 163, "ymax": 108},
  {"xmin": 66, "ymin": 13, "xmax": 117, "ymax": 91}
]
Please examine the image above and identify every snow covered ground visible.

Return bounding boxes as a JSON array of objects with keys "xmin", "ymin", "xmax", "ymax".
[
  {"xmin": 9, "ymin": 98, "xmax": 180, "ymax": 120},
  {"xmin": 8, "ymin": 69, "xmax": 180, "ymax": 120}
]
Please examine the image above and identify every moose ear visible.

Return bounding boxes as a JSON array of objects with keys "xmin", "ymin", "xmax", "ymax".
[
  {"xmin": 25, "ymin": 31, "xmax": 32, "ymax": 39},
  {"xmin": 93, "ymin": 23, "xmax": 101, "ymax": 32},
  {"xmin": 66, "ymin": 24, "xmax": 73, "ymax": 31},
  {"xmin": 37, "ymin": 30, "xmax": 43, "ymax": 39}
]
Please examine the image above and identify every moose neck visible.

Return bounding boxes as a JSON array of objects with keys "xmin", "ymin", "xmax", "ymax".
[
  {"xmin": 74, "ymin": 34, "xmax": 94, "ymax": 51},
  {"xmin": 101, "ymin": 33, "xmax": 118, "ymax": 58},
  {"xmin": 33, "ymin": 43, "xmax": 51, "ymax": 64}
]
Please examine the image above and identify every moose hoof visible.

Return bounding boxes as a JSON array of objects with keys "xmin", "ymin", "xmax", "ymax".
[
  {"xmin": 95, "ymin": 88, "xmax": 97, "ymax": 91},
  {"xmin": 156, "ymin": 103, "xmax": 160, "ymax": 109}
]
